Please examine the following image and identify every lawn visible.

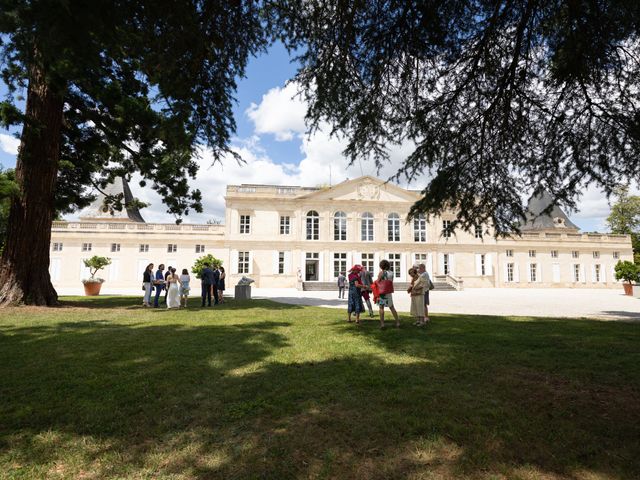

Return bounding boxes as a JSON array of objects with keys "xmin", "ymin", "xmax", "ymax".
[{"xmin": 0, "ymin": 297, "xmax": 639, "ymax": 480}]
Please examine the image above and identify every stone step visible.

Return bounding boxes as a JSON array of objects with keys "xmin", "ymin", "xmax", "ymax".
[{"xmin": 302, "ymin": 281, "xmax": 457, "ymax": 292}]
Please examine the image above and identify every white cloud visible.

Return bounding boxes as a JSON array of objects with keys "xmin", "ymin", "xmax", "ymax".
[
  {"xmin": 0, "ymin": 133, "xmax": 19, "ymax": 156},
  {"xmin": 246, "ymin": 82, "xmax": 307, "ymax": 141}
]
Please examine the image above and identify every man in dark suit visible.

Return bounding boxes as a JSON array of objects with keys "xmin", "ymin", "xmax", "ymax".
[
  {"xmin": 212, "ymin": 266, "xmax": 220, "ymax": 305},
  {"xmin": 153, "ymin": 264, "xmax": 165, "ymax": 307},
  {"xmin": 201, "ymin": 263, "xmax": 215, "ymax": 307}
]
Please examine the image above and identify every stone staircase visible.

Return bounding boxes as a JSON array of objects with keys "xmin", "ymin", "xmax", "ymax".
[{"xmin": 302, "ymin": 281, "xmax": 457, "ymax": 292}]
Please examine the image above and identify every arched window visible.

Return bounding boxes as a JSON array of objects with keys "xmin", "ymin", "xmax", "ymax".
[
  {"xmin": 333, "ymin": 211, "xmax": 347, "ymax": 241},
  {"xmin": 413, "ymin": 214, "xmax": 426, "ymax": 242},
  {"xmin": 387, "ymin": 213, "xmax": 400, "ymax": 242},
  {"xmin": 306, "ymin": 210, "xmax": 319, "ymax": 240},
  {"xmin": 361, "ymin": 212, "xmax": 374, "ymax": 241}
]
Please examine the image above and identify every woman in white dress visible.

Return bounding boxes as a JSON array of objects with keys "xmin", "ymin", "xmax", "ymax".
[
  {"xmin": 166, "ymin": 267, "xmax": 181, "ymax": 309},
  {"xmin": 179, "ymin": 268, "xmax": 191, "ymax": 308}
]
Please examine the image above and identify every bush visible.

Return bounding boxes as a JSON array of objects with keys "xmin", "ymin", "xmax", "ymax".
[
  {"xmin": 614, "ymin": 260, "xmax": 639, "ymax": 284},
  {"xmin": 82, "ymin": 256, "xmax": 112, "ymax": 283},
  {"xmin": 192, "ymin": 254, "xmax": 223, "ymax": 279}
]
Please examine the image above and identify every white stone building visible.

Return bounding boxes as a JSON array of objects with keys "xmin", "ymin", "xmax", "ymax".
[{"xmin": 49, "ymin": 176, "xmax": 633, "ymax": 293}]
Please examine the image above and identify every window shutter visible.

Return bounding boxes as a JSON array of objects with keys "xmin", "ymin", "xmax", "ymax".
[
  {"xmin": 273, "ymin": 251, "xmax": 279, "ymax": 275},
  {"xmin": 514, "ymin": 263, "xmax": 520, "ymax": 283},
  {"xmin": 231, "ymin": 250, "xmax": 238, "ymax": 274},
  {"xmin": 526, "ymin": 262, "xmax": 532, "ymax": 282},
  {"xmin": 591, "ymin": 264, "xmax": 596, "ymax": 283},
  {"xmin": 426, "ymin": 253, "xmax": 434, "ymax": 278},
  {"xmin": 475, "ymin": 254, "xmax": 482, "ymax": 276},
  {"xmin": 449, "ymin": 254, "xmax": 455, "ymax": 276},
  {"xmin": 50, "ymin": 258, "xmax": 61, "ymax": 282},
  {"xmin": 109, "ymin": 259, "xmax": 120, "ymax": 281},
  {"xmin": 284, "ymin": 251, "xmax": 291, "ymax": 274},
  {"xmin": 580, "ymin": 264, "xmax": 586, "ymax": 283},
  {"xmin": 601, "ymin": 265, "xmax": 606, "ymax": 283},
  {"xmin": 438, "ymin": 253, "xmax": 444, "ymax": 275},
  {"xmin": 248, "ymin": 251, "xmax": 253, "ymax": 275},
  {"xmin": 486, "ymin": 254, "xmax": 493, "ymax": 276},
  {"xmin": 504, "ymin": 262, "xmax": 509, "ymax": 282},
  {"xmin": 536, "ymin": 263, "xmax": 542, "ymax": 283}
]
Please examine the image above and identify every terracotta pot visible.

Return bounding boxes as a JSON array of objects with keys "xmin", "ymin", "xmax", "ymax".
[
  {"xmin": 83, "ymin": 282, "xmax": 103, "ymax": 296},
  {"xmin": 623, "ymin": 283, "xmax": 633, "ymax": 296}
]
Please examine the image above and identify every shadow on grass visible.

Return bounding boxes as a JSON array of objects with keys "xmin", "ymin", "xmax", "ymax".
[
  {"xmin": 1, "ymin": 312, "xmax": 639, "ymax": 479},
  {"xmin": 57, "ymin": 295, "xmax": 302, "ymax": 311}
]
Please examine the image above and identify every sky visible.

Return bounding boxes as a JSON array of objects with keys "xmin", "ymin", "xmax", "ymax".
[{"xmin": 0, "ymin": 42, "xmax": 625, "ymax": 232}]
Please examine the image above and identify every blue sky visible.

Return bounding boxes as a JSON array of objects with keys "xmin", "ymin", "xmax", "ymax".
[{"xmin": 0, "ymin": 42, "xmax": 613, "ymax": 231}]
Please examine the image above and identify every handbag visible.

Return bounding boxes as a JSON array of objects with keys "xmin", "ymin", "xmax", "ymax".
[
  {"xmin": 428, "ymin": 278, "xmax": 435, "ymax": 291},
  {"xmin": 376, "ymin": 279, "xmax": 395, "ymax": 295}
]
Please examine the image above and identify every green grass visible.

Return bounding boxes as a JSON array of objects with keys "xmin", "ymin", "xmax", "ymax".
[{"xmin": 0, "ymin": 296, "xmax": 639, "ymax": 479}]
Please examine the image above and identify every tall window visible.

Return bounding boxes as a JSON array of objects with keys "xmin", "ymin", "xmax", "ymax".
[
  {"xmin": 280, "ymin": 216, "xmax": 290, "ymax": 235},
  {"xmin": 240, "ymin": 215, "xmax": 251, "ymax": 234},
  {"xmin": 442, "ymin": 220, "xmax": 452, "ymax": 238},
  {"xmin": 361, "ymin": 253, "xmax": 374, "ymax": 273},
  {"xmin": 573, "ymin": 264, "xmax": 580, "ymax": 282},
  {"xmin": 167, "ymin": 244, "xmax": 177, "ymax": 253},
  {"xmin": 480, "ymin": 254, "xmax": 486, "ymax": 276},
  {"xmin": 82, "ymin": 243, "xmax": 92, "ymax": 252},
  {"xmin": 529, "ymin": 263, "xmax": 537, "ymax": 282},
  {"xmin": 139, "ymin": 244, "xmax": 149, "ymax": 253},
  {"xmin": 414, "ymin": 214, "xmax": 426, "ymax": 242},
  {"xmin": 278, "ymin": 252, "xmax": 285, "ymax": 274},
  {"xmin": 306, "ymin": 211, "xmax": 319, "ymax": 240},
  {"xmin": 551, "ymin": 250, "xmax": 558, "ymax": 258},
  {"xmin": 388, "ymin": 253, "xmax": 401, "ymax": 278},
  {"xmin": 52, "ymin": 242, "xmax": 63, "ymax": 252},
  {"xmin": 333, "ymin": 253, "xmax": 347, "ymax": 278},
  {"xmin": 238, "ymin": 252, "xmax": 249, "ymax": 274},
  {"xmin": 387, "ymin": 213, "xmax": 400, "ymax": 242},
  {"xmin": 506, "ymin": 249, "xmax": 513, "ymax": 257},
  {"xmin": 111, "ymin": 243, "xmax": 120, "ymax": 252},
  {"xmin": 594, "ymin": 264, "xmax": 601, "ymax": 282},
  {"xmin": 443, "ymin": 253, "xmax": 450, "ymax": 274},
  {"xmin": 196, "ymin": 245, "xmax": 205, "ymax": 253},
  {"xmin": 414, "ymin": 253, "xmax": 428, "ymax": 267},
  {"xmin": 361, "ymin": 212, "xmax": 374, "ymax": 241},
  {"xmin": 334, "ymin": 211, "xmax": 347, "ymax": 241},
  {"xmin": 507, "ymin": 263, "xmax": 514, "ymax": 282},
  {"xmin": 528, "ymin": 250, "xmax": 536, "ymax": 258},
  {"xmin": 475, "ymin": 224, "xmax": 483, "ymax": 239},
  {"xmin": 592, "ymin": 251, "xmax": 600, "ymax": 259}
]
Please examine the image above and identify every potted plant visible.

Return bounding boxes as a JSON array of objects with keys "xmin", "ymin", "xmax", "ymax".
[
  {"xmin": 614, "ymin": 260, "xmax": 639, "ymax": 295},
  {"xmin": 82, "ymin": 256, "xmax": 112, "ymax": 296}
]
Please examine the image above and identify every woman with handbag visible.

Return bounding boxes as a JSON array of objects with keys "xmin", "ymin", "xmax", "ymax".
[
  {"xmin": 376, "ymin": 259, "xmax": 400, "ymax": 329},
  {"xmin": 408, "ymin": 268, "xmax": 427, "ymax": 326},
  {"xmin": 346, "ymin": 265, "xmax": 365, "ymax": 324},
  {"xmin": 142, "ymin": 263, "xmax": 154, "ymax": 307}
]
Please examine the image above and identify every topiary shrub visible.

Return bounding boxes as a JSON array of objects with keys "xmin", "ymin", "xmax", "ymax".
[
  {"xmin": 614, "ymin": 260, "xmax": 640, "ymax": 284},
  {"xmin": 81, "ymin": 256, "xmax": 112, "ymax": 284},
  {"xmin": 192, "ymin": 254, "xmax": 223, "ymax": 279}
]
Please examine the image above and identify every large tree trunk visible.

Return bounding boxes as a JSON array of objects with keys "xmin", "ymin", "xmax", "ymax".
[{"xmin": 0, "ymin": 61, "xmax": 64, "ymax": 306}]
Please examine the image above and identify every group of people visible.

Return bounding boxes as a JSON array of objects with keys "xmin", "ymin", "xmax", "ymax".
[
  {"xmin": 141, "ymin": 262, "xmax": 226, "ymax": 309},
  {"xmin": 343, "ymin": 261, "xmax": 432, "ymax": 329}
]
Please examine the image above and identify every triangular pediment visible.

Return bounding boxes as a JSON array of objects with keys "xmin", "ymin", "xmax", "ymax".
[{"xmin": 297, "ymin": 176, "xmax": 419, "ymax": 203}]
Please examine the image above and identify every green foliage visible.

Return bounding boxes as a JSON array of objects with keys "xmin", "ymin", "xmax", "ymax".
[
  {"xmin": 0, "ymin": 0, "xmax": 268, "ymax": 218},
  {"xmin": 607, "ymin": 186, "xmax": 640, "ymax": 262},
  {"xmin": 82, "ymin": 256, "xmax": 112, "ymax": 281},
  {"xmin": 191, "ymin": 254, "xmax": 222, "ymax": 279},
  {"xmin": 614, "ymin": 260, "xmax": 639, "ymax": 284},
  {"xmin": 270, "ymin": 1, "xmax": 640, "ymax": 234},
  {"xmin": 0, "ymin": 168, "xmax": 17, "ymax": 253}
]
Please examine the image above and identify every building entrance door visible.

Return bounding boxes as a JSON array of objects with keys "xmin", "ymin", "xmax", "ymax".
[{"xmin": 305, "ymin": 261, "xmax": 318, "ymax": 281}]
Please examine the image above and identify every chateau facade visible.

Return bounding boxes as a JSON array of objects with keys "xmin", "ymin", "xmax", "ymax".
[{"xmin": 49, "ymin": 176, "xmax": 633, "ymax": 292}]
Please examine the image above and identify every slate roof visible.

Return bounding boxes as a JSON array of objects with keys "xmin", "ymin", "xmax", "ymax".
[
  {"xmin": 79, "ymin": 177, "xmax": 145, "ymax": 223},
  {"xmin": 521, "ymin": 190, "xmax": 579, "ymax": 231}
]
